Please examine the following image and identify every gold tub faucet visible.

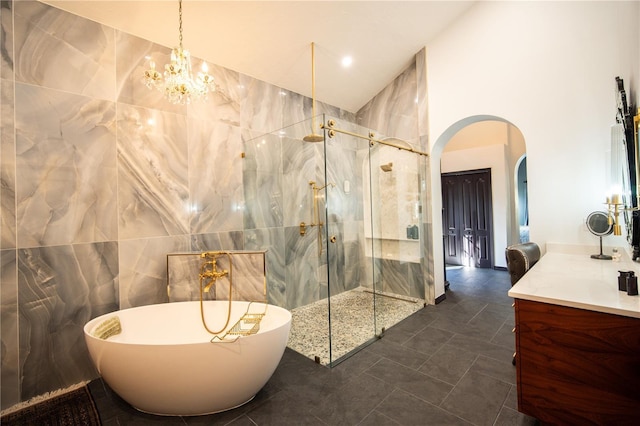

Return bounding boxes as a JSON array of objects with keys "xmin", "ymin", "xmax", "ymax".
[{"xmin": 199, "ymin": 252, "xmax": 229, "ymax": 293}]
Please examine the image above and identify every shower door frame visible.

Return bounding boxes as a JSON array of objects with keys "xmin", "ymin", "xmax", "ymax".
[{"xmin": 323, "ymin": 116, "xmax": 429, "ymax": 367}]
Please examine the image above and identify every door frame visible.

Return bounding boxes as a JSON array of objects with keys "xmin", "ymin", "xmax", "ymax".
[{"xmin": 441, "ymin": 168, "xmax": 494, "ymax": 268}]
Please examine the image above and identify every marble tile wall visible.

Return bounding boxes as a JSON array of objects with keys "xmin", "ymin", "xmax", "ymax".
[
  {"xmin": 356, "ymin": 57, "xmax": 431, "ymax": 303},
  {"xmin": 0, "ymin": 0, "xmax": 430, "ymax": 409},
  {"xmin": 167, "ymin": 251, "xmax": 267, "ymax": 303}
]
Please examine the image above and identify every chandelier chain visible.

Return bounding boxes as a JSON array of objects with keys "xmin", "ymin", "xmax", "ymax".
[{"xmin": 178, "ymin": 0, "xmax": 183, "ymax": 49}]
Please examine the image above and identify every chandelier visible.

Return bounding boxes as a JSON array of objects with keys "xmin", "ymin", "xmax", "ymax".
[{"xmin": 143, "ymin": 0, "xmax": 215, "ymax": 104}]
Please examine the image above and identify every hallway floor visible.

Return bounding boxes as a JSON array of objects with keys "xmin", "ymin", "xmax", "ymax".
[{"xmin": 88, "ymin": 267, "xmax": 538, "ymax": 425}]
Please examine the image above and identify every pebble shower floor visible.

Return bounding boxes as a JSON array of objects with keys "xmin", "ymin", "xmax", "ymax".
[{"xmin": 288, "ymin": 288, "xmax": 424, "ymax": 365}]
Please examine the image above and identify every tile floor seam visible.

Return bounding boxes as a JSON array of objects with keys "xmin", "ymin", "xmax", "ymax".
[
  {"xmin": 448, "ymin": 352, "xmax": 481, "ymax": 390},
  {"xmin": 412, "ymin": 330, "xmax": 457, "ymax": 372},
  {"xmin": 488, "ymin": 315, "xmax": 512, "ymax": 347},
  {"xmin": 467, "ymin": 303, "xmax": 490, "ymax": 323},
  {"xmin": 358, "ymin": 389, "xmax": 401, "ymax": 426},
  {"xmin": 236, "ymin": 414, "xmax": 259, "ymax": 426}
]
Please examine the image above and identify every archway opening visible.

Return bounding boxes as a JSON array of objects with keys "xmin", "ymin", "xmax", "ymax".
[{"xmin": 435, "ymin": 116, "xmax": 527, "ymax": 273}]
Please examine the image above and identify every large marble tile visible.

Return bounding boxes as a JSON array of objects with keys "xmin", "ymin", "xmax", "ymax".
[
  {"xmin": 240, "ymin": 74, "xmax": 284, "ymax": 133},
  {"xmin": 17, "ymin": 242, "xmax": 118, "ymax": 400},
  {"xmin": 1, "ymin": 78, "xmax": 16, "ymax": 250},
  {"xmin": 357, "ymin": 61, "xmax": 418, "ymax": 144},
  {"xmin": 326, "ymin": 221, "xmax": 346, "ymax": 294},
  {"xmin": 117, "ymin": 103, "xmax": 189, "ymax": 239},
  {"xmin": 343, "ymin": 238, "xmax": 363, "ymax": 290},
  {"xmin": 188, "ymin": 63, "xmax": 241, "ymax": 126},
  {"xmin": 115, "ymin": 31, "xmax": 183, "ymax": 115},
  {"xmin": 167, "ymin": 251, "xmax": 267, "ymax": 303},
  {"xmin": 1, "ymin": 249, "xmax": 19, "ymax": 410},
  {"xmin": 281, "ymin": 136, "xmax": 315, "ymax": 228},
  {"xmin": 243, "ymin": 128, "xmax": 283, "ymax": 174},
  {"xmin": 244, "ymin": 227, "xmax": 285, "ymax": 307},
  {"xmin": 415, "ymin": 47, "xmax": 429, "ymax": 141},
  {"xmin": 166, "ymin": 253, "xmax": 203, "ymax": 302},
  {"xmin": 325, "ymin": 138, "xmax": 358, "ymax": 223},
  {"xmin": 15, "ymin": 83, "xmax": 117, "ymax": 247},
  {"xmin": 1, "ymin": 1, "xmax": 14, "ymax": 80},
  {"xmin": 191, "ymin": 231, "xmax": 244, "ymax": 252},
  {"xmin": 243, "ymin": 170, "xmax": 283, "ymax": 230},
  {"xmin": 243, "ymin": 129, "xmax": 284, "ymax": 233},
  {"xmin": 409, "ymin": 261, "xmax": 426, "ymax": 299},
  {"xmin": 281, "ymin": 90, "xmax": 306, "ymax": 131},
  {"xmin": 189, "ymin": 119, "xmax": 244, "ymax": 234},
  {"xmin": 242, "ymin": 131, "xmax": 284, "ymax": 232},
  {"xmin": 284, "ymin": 225, "xmax": 322, "ymax": 309},
  {"xmin": 380, "ymin": 258, "xmax": 410, "ymax": 295},
  {"xmin": 118, "ymin": 235, "xmax": 190, "ymax": 309},
  {"xmin": 312, "ymin": 99, "xmax": 341, "ymax": 126},
  {"xmin": 13, "ymin": 1, "xmax": 115, "ymax": 100}
]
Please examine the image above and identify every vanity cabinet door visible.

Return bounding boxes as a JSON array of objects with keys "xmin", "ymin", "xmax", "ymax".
[{"xmin": 515, "ymin": 299, "xmax": 640, "ymax": 425}]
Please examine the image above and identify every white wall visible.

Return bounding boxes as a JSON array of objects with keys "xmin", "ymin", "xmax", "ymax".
[{"xmin": 426, "ymin": 0, "xmax": 639, "ymax": 298}]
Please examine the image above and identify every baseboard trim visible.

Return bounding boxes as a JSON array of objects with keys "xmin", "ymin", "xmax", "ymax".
[{"xmin": 435, "ymin": 293, "xmax": 446, "ymax": 304}]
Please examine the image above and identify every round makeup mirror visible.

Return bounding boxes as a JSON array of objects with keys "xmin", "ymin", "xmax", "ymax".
[{"xmin": 586, "ymin": 211, "xmax": 613, "ymax": 260}]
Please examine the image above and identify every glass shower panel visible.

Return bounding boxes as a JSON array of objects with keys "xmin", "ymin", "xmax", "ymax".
[
  {"xmin": 324, "ymin": 118, "xmax": 378, "ymax": 364},
  {"xmin": 367, "ymin": 141, "xmax": 426, "ymax": 337},
  {"xmin": 245, "ymin": 117, "xmax": 331, "ymax": 364}
]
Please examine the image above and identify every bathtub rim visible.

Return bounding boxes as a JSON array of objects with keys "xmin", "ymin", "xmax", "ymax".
[{"xmin": 84, "ymin": 300, "xmax": 291, "ymax": 346}]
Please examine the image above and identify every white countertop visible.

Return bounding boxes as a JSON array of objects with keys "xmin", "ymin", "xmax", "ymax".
[{"xmin": 508, "ymin": 250, "xmax": 640, "ymax": 318}]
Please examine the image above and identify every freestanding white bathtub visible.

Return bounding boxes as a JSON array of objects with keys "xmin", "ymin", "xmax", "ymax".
[{"xmin": 83, "ymin": 301, "xmax": 291, "ymax": 416}]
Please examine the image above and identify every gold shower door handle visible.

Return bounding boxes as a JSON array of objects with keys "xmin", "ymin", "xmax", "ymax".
[{"xmin": 330, "ymin": 235, "xmax": 337, "ymax": 243}]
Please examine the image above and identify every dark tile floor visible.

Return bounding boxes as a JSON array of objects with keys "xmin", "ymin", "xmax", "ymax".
[{"xmin": 87, "ymin": 267, "xmax": 539, "ymax": 425}]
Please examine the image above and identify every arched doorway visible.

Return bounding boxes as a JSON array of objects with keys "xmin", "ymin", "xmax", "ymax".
[{"xmin": 436, "ymin": 117, "xmax": 527, "ymax": 271}]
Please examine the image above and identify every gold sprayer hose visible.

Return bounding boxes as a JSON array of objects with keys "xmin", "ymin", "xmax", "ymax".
[{"xmin": 199, "ymin": 251, "xmax": 233, "ymax": 335}]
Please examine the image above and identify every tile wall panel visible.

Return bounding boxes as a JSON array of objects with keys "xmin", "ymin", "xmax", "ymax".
[
  {"xmin": 15, "ymin": 84, "xmax": 117, "ymax": 247},
  {"xmin": 116, "ymin": 104, "xmax": 189, "ymax": 239},
  {"xmin": 13, "ymin": 1, "xmax": 115, "ymax": 100}
]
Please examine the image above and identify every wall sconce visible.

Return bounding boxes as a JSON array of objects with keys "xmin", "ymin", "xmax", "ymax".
[{"xmin": 606, "ymin": 194, "xmax": 623, "ymax": 235}]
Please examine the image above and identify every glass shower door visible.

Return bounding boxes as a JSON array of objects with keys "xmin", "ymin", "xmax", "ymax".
[
  {"xmin": 367, "ymin": 140, "xmax": 426, "ymax": 338},
  {"xmin": 324, "ymin": 118, "xmax": 380, "ymax": 365},
  {"xmin": 324, "ymin": 116, "xmax": 427, "ymax": 365}
]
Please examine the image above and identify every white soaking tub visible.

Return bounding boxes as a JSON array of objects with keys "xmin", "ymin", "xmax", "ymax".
[{"xmin": 84, "ymin": 300, "xmax": 291, "ymax": 416}]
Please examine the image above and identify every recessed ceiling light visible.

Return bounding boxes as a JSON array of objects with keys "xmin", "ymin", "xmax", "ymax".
[{"xmin": 341, "ymin": 56, "xmax": 353, "ymax": 68}]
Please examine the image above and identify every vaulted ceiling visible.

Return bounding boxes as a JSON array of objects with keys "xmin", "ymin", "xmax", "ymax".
[{"xmin": 42, "ymin": 1, "xmax": 476, "ymax": 112}]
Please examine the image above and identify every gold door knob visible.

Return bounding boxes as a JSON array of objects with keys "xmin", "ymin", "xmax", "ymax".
[{"xmin": 330, "ymin": 235, "xmax": 337, "ymax": 243}]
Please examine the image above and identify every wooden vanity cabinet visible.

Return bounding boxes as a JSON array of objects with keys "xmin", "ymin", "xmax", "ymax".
[{"xmin": 514, "ymin": 299, "xmax": 640, "ymax": 425}]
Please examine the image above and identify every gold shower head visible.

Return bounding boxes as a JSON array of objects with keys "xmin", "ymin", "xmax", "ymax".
[{"xmin": 303, "ymin": 133, "xmax": 324, "ymax": 142}]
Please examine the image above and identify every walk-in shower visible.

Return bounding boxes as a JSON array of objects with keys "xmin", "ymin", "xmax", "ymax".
[{"xmin": 244, "ymin": 115, "xmax": 430, "ymax": 366}]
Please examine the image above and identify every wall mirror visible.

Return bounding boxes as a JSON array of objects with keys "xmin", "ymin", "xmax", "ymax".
[{"xmin": 614, "ymin": 77, "xmax": 639, "ymax": 259}]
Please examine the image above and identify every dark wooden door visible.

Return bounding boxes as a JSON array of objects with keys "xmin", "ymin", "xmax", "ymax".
[{"xmin": 442, "ymin": 169, "xmax": 493, "ymax": 268}]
